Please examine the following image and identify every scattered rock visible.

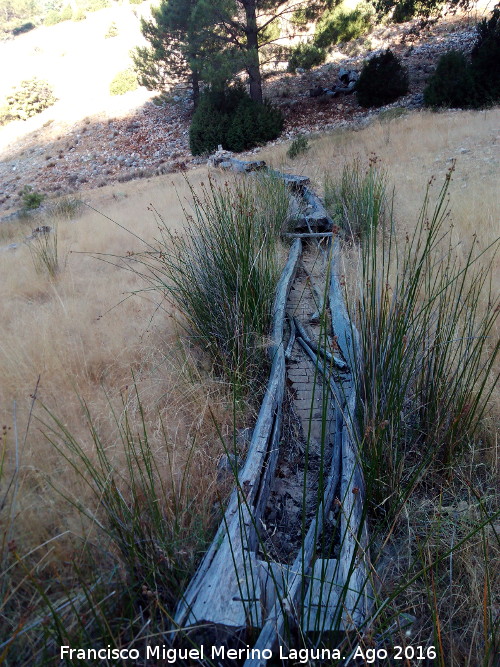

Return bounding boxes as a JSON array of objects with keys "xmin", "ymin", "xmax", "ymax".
[{"xmin": 0, "ymin": 13, "xmax": 486, "ymax": 216}]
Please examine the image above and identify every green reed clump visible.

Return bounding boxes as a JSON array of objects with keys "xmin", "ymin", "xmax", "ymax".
[
  {"xmin": 141, "ymin": 175, "xmax": 290, "ymax": 393},
  {"xmin": 324, "ymin": 157, "xmax": 389, "ymax": 238},
  {"xmin": 1, "ymin": 389, "xmax": 215, "ymax": 662},
  {"xmin": 287, "ymin": 133, "xmax": 309, "ymax": 159},
  {"xmin": 347, "ymin": 164, "xmax": 499, "ymax": 511}
]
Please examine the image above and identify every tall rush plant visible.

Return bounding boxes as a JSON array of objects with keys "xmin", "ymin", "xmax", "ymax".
[
  {"xmin": 348, "ymin": 163, "xmax": 499, "ymax": 512},
  {"xmin": 140, "ymin": 174, "xmax": 290, "ymax": 396}
]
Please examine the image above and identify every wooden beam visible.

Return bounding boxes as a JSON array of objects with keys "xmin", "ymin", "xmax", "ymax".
[
  {"xmin": 283, "ymin": 232, "xmax": 334, "ymax": 238},
  {"xmin": 174, "ymin": 239, "xmax": 301, "ymax": 631},
  {"xmin": 293, "ymin": 316, "xmax": 348, "ymax": 371}
]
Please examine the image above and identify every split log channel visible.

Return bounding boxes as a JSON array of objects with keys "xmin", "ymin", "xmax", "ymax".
[{"xmin": 173, "ymin": 156, "xmax": 372, "ymax": 660}]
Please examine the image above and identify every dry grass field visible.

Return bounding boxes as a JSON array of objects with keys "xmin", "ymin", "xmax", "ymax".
[
  {"xmin": 263, "ymin": 108, "xmax": 499, "ymax": 259},
  {"xmin": 0, "ymin": 107, "xmax": 498, "ymax": 662},
  {"xmin": 0, "ymin": 168, "xmax": 240, "ymax": 562}
]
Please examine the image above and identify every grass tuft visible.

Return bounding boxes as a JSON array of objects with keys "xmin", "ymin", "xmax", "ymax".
[
  {"xmin": 132, "ymin": 174, "xmax": 291, "ymax": 394},
  {"xmin": 325, "ymin": 156, "xmax": 389, "ymax": 239},
  {"xmin": 27, "ymin": 226, "xmax": 59, "ymax": 278},
  {"xmin": 329, "ymin": 160, "xmax": 500, "ymax": 512}
]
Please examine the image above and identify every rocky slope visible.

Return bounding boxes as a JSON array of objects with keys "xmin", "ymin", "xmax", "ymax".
[{"xmin": 0, "ymin": 9, "xmax": 485, "ymax": 217}]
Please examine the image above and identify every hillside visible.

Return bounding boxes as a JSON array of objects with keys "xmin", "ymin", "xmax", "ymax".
[
  {"xmin": 0, "ymin": 2, "xmax": 499, "ymax": 664},
  {"xmin": 0, "ymin": 1, "xmax": 492, "ymax": 218}
]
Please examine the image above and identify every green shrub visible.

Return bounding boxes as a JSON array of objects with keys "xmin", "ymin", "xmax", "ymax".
[
  {"xmin": 44, "ymin": 9, "xmax": 62, "ymax": 24},
  {"xmin": 348, "ymin": 164, "xmax": 500, "ymax": 502},
  {"xmin": 47, "ymin": 196, "xmax": 84, "ymax": 219},
  {"xmin": 128, "ymin": 0, "xmax": 145, "ymax": 4},
  {"xmin": 84, "ymin": 0, "xmax": 110, "ymax": 11},
  {"xmin": 290, "ymin": 7, "xmax": 309, "ymax": 26},
  {"xmin": 471, "ymin": 4, "xmax": 500, "ymax": 103},
  {"xmin": 12, "ymin": 21, "xmax": 35, "ymax": 36},
  {"xmin": 314, "ymin": 3, "xmax": 373, "ymax": 49},
  {"xmin": 44, "ymin": 4, "xmax": 72, "ymax": 22},
  {"xmin": 28, "ymin": 225, "xmax": 59, "ymax": 277},
  {"xmin": 6, "ymin": 78, "xmax": 57, "ymax": 120},
  {"xmin": 105, "ymin": 21, "xmax": 118, "ymax": 38},
  {"xmin": 356, "ymin": 49, "xmax": 409, "ymax": 107},
  {"xmin": 376, "ymin": 0, "xmax": 443, "ymax": 22},
  {"xmin": 73, "ymin": 8, "xmax": 86, "ymax": 20},
  {"xmin": 133, "ymin": 176, "xmax": 290, "ymax": 390},
  {"xmin": 189, "ymin": 87, "xmax": 283, "ymax": 155},
  {"xmin": 287, "ymin": 42, "xmax": 326, "ymax": 72},
  {"xmin": 325, "ymin": 157, "xmax": 388, "ymax": 238},
  {"xmin": 392, "ymin": 0, "xmax": 422, "ymax": 22},
  {"xmin": 109, "ymin": 69, "xmax": 138, "ymax": 96},
  {"xmin": 59, "ymin": 4, "xmax": 72, "ymax": 20},
  {"xmin": 423, "ymin": 7, "xmax": 500, "ymax": 111},
  {"xmin": 20, "ymin": 185, "xmax": 45, "ymax": 210},
  {"xmin": 423, "ymin": 51, "xmax": 477, "ymax": 109},
  {"xmin": 287, "ymin": 133, "xmax": 309, "ymax": 159},
  {"xmin": 0, "ymin": 105, "xmax": 15, "ymax": 126}
]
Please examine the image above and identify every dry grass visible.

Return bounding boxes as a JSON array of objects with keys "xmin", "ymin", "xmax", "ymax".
[
  {"xmin": 1, "ymin": 109, "xmax": 498, "ymax": 662},
  {"xmin": 265, "ymin": 106, "xmax": 500, "ymax": 412},
  {"xmin": 263, "ymin": 108, "xmax": 500, "ymax": 264},
  {"xmin": 0, "ymin": 168, "xmax": 238, "ymax": 560}
]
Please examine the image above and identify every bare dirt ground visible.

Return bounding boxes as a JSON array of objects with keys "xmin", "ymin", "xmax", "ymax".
[{"xmin": 0, "ymin": 2, "xmax": 495, "ymax": 218}]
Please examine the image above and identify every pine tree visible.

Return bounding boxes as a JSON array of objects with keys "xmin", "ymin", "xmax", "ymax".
[
  {"xmin": 133, "ymin": 0, "xmax": 210, "ymax": 107},
  {"xmin": 134, "ymin": 0, "xmax": 328, "ymax": 105},
  {"xmin": 207, "ymin": 0, "xmax": 326, "ymax": 103}
]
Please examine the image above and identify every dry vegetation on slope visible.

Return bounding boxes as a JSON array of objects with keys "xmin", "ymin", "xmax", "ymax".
[
  {"xmin": 0, "ymin": 108, "xmax": 499, "ymax": 663},
  {"xmin": 0, "ymin": 169, "xmax": 250, "ymax": 658}
]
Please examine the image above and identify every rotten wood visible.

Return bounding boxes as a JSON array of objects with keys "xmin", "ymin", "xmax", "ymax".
[
  {"xmin": 245, "ymin": 401, "xmax": 342, "ymax": 666},
  {"xmin": 284, "ymin": 232, "xmax": 334, "ymax": 238},
  {"xmin": 338, "ymin": 391, "xmax": 372, "ymax": 631},
  {"xmin": 293, "ymin": 316, "xmax": 348, "ymax": 371},
  {"xmin": 329, "ymin": 240, "xmax": 360, "ymax": 368},
  {"xmin": 270, "ymin": 239, "xmax": 301, "ymax": 359},
  {"xmin": 284, "ymin": 316, "xmax": 296, "ymax": 361},
  {"xmin": 301, "ymin": 262, "xmax": 324, "ymax": 324},
  {"xmin": 302, "ymin": 186, "xmax": 334, "ymax": 230}
]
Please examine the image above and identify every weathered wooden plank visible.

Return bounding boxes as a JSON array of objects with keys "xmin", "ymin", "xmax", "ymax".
[
  {"xmin": 257, "ymin": 561, "xmax": 295, "ymax": 618},
  {"xmin": 251, "ymin": 397, "xmax": 284, "ymax": 550},
  {"xmin": 302, "ymin": 559, "xmax": 343, "ymax": 633},
  {"xmin": 269, "ymin": 238, "xmax": 301, "ymax": 359},
  {"xmin": 218, "ymin": 158, "xmax": 267, "ymax": 172},
  {"xmin": 338, "ymin": 390, "xmax": 371, "ymax": 631},
  {"xmin": 329, "ymin": 240, "xmax": 360, "ymax": 369},
  {"xmin": 327, "ymin": 249, "xmax": 370, "ymax": 630},
  {"xmin": 284, "ymin": 316, "xmax": 296, "ymax": 361},
  {"xmin": 245, "ymin": 376, "xmax": 343, "ymax": 666},
  {"xmin": 293, "ymin": 317, "xmax": 348, "ymax": 371},
  {"xmin": 264, "ymin": 169, "xmax": 311, "ymax": 191},
  {"xmin": 174, "ymin": 239, "xmax": 301, "ymax": 630},
  {"xmin": 283, "ymin": 232, "xmax": 334, "ymax": 239},
  {"xmin": 295, "ymin": 335, "xmax": 346, "ymax": 410},
  {"xmin": 174, "ymin": 356, "xmax": 284, "ymax": 628},
  {"xmin": 302, "ymin": 186, "xmax": 334, "ymax": 230},
  {"xmin": 300, "ymin": 262, "xmax": 324, "ymax": 324}
]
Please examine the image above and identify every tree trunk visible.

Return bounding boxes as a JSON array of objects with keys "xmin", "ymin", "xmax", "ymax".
[
  {"xmin": 191, "ymin": 68, "xmax": 200, "ymax": 108},
  {"xmin": 242, "ymin": 0, "xmax": 263, "ymax": 104}
]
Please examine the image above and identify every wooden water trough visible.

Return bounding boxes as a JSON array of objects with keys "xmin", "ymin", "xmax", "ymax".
[{"xmin": 173, "ymin": 156, "xmax": 372, "ymax": 662}]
